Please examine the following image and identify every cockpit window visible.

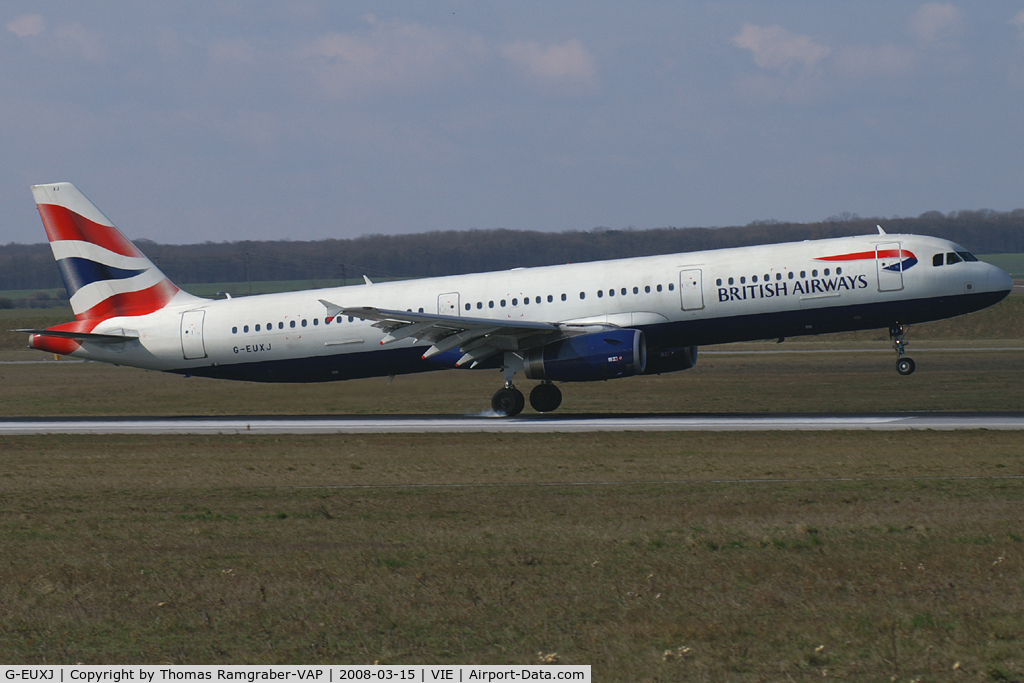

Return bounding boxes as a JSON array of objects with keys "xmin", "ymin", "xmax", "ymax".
[
  {"xmin": 958, "ymin": 251, "xmax": 978, "ymax": 262},
  {"xmin": 932, "ymin": 254, "xmax": 943, "ymax": 267},
  {"xmin": 946, "ymin": 252, "xmax": 962, "ymax": 265}
]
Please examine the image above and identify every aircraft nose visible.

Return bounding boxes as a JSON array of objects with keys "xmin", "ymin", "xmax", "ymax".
[{"xmin": 989, "ymin": 264, "xmax": 1014, "ymax": 293}]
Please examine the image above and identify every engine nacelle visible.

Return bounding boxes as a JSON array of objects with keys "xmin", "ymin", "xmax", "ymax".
[
  {"xmin": 643, "ymin": 345, "xmax": 698, "ymax": 375},
  {"xmin": 524, "ymin": 329, "xmax": 646, "ymax": 382}
]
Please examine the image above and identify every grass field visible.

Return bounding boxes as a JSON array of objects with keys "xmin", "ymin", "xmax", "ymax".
[{"xmin": 1, "ymin": 432, "xmax": 1022, "ymax": 680}]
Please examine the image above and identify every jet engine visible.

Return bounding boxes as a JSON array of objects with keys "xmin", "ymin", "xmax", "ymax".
[{"xmin": 524, "ymin": 329, "xmax": 646, "ymax": 382}]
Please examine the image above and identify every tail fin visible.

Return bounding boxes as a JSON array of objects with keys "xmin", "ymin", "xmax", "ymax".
[{"xmin": 32, "ymin": 183, "xmax": 193, "ymax": 320}]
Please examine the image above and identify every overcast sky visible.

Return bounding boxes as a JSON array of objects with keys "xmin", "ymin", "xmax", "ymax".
[{"xmin": 3, "ymin": 2, "xmax": 1024, "ymax": 244}]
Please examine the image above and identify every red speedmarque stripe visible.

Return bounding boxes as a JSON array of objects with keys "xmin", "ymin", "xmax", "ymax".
[
  {"xmin": 816, "ymin": 249, "xmax": 915, "ymax": 261},
  {"xmin": 37, "ymin": 204, "xmax": 144, "ymax": 258}
]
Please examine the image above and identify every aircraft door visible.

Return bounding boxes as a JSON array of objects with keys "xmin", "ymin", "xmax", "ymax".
[
  {"xmin": 438, "ymin": 292, "xmax": 461, "ymax": 316},
  {"xmin": 876, "ymin": 242, "xmax": 904, "ymax": 292},
  {"xmin": 679, "ymin": 269, "xmax": 704, "ymax": 311},
  {"xmin": 180, "ymin": 310, "xmax": 207, "ymax": 359}
]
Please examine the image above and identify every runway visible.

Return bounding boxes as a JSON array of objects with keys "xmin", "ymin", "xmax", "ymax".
[{"xmin": 3, "ymin": 412, "xmax": 1024, "ymax": 434}]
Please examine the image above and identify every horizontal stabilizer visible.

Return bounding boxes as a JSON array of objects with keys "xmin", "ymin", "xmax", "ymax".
[{"xmin": 13, "ymin": 328, "xmax": 139, "ymax": 343}]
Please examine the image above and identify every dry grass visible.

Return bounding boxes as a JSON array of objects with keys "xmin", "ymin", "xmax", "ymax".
[{"xmin": 1, "ymin": 432, "xmax": 1022, "ymax": 680}]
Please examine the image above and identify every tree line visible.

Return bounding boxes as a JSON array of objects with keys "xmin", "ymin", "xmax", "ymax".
[{"xmin": 3, "ymin": 208, "xmax": 1024, "ymax": 293}]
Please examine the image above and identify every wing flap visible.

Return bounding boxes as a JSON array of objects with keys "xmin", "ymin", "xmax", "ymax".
[{"xmin": 335, "ymin": 304, "xmax": 563, "ymax": 361}]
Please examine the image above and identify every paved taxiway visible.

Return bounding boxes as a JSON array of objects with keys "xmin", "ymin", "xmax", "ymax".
[{"xmin": 3, "ymin": 413, "xmax": 1024, "ymax": 435}]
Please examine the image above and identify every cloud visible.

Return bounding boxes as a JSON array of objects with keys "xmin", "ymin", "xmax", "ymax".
[
  {"xmin": 910, "ymin": 3, "xmax": 963, "ymax": 44},
  {"xmin": 6, "ymin": 14, "xmax": 45, "ymax": 38},
  {"xmin": 500, "ymin": 39, "xmax": 598, "ymax": 89},
  {"xmin": 1011, "ymin": 9, "xmax": 1024, "ymax": 38},
  {"xmin": 834, "ymin": 43, "xmax": 917, "ymax": 79},
  {"xmin": 732, "ymin": 24, "xmax": 831, "ymax": 73},
  {"xmin": 304, "ymin": 19, "xmax": 487, "ymax": 99},
  {"xmin": 53, "ymin": 23, "xmax": 106, "ymax": 61}
]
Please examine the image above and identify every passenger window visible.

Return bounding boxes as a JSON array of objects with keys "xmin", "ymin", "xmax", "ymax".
[
  {"xmin": 752, "ymin": 275, "xmax": 758, "ymax": 283},
  {"xmin": 645, "ymin": 285, "xmax": 651, "ymax": 293},
  {"xmin": 243, "ymin": 325, "xmax": 249, "ymax": 333},
  {"xmin": 764, "ymin": 274, "xmax": 769, "ymax": 281},
  {"xmin": 301, "ymin": 319, "xmax": 307, "ymax": 327},
  {"xmin": 477, "ymin": 302, "xmax": 483, "ymax": 309},
  {"xmin": 560, "ymin": 293, "xmax": 566, "ymax": 301},
  {"xmin": 232, "ymin": 326, "xmax": 237, "ymax": 334},
  {"xmin": 657, "ymin": 284, "xmax": 663, "ymax": 292},
  {"xmin": 608, "ymin": 289, "xmax": 614, "ymax": 297},
  {"xmin": 740, "ymin": 277, "xmax": 746, "ymax": 284},
  {"xmin": 465, "ymin": 303, "xmax": 471, "ymax": 311},
  {"xmin": 836, "ymin": 267, "xmax": 842, "ymax": 275},
  {"xmin": 547, "ymin": 295, "xmax": 553, "ymax": 303},
  {"xmin": 290, "ymin": 321, "xmax": 296, "ymax": 328},
  {"xmin": 501, "ymin": 300, "xmax": 506, "ymax": 307},
  {"xmin": 788, "ymin": 272, "xmax": 794, "ymax": 279},
  {"xmin": 727, "ymin": 278, "xmax": 733, "ymax": 286},
  {"xmin": 800, "ymin": 271, "xmax": 806, "ymax": 278},
  {"xmin": 947, "ymin": 252, "xmax": 962, "ymax": 265},
  {"xmin": 633, "ymin": 286, "xmax": 639, "ymax": 294},
  {"xmin": 933, "ymin": 254, "xmax": 943, "ymax": 266},
  {"xmin": 512, "ymin": 298, "xmax": 518, "ymax": 306},
  {"xmin": 716, "ymin": 279, "xmax": 722, "ymax": 286},
  {"xmin": 489, "ymin": 301, "xmax": 494, "ymax": 308},
  {"xmin": 597, "ymin": 290, "xmax": 604, "ymax": 298},
  {"xmin": 824, "ymin": 268, "xmax": 830, "ymax": 276},
  {"xmin": 256, "ymin": 324, "xmax": 262, "ymax": 331},
  {"xmin": 621, "ymin": 288, "xmax": 627, "ymax": 296},
  {"xmin": 347, "ymin": 316, "xmax": 353, "ymax": 322},
  {"xmin": 812, "ymin": 270, "xmax": 818, "ymax": 277},
  {"xmin": 279, "ymin": 322, "xmax": 285, "ymax": 329},
  {"xmin": 580, "ymin": 292, "xmax": 586, "ymax": 299},
  {"xmin": 536, "ymin": 296, "xmax": 541, "ymax": 304},
  {"xmin": 776, "ymin": 273, "xmax": 782, "ymax": 280},
  {"xmin": 668, "ymin": 283, "xmax": 674, "ymax": 291},
  {"xmin": 325, "ymin": 317, "xmax": 331, "ymax": 324},
  {"xmin": 524, "ymin": 297, "xmax": 529, "ymax": 305}
]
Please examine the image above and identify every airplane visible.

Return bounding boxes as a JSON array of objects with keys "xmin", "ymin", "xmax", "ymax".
[{"xmin": 16, "ymin": 182, "xmax": 1014, "ymax": 416}]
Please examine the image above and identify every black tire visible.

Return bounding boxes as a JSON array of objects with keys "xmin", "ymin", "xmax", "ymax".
[
  {"xmin": 529, "ymin": 383, "xmax": 563, "ymax": 413},
  {"xmin": 491, "ymin": 387, "xmax": 525, "ymax": 416},
  {"xmin": 896, "ymin": 358, "xmax": 916, "ymax": 376}
]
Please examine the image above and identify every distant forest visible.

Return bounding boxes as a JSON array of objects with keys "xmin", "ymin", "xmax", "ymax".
[{"xmin": 4, "ymin": 209, "xmax": 1024, "ymax": 293}]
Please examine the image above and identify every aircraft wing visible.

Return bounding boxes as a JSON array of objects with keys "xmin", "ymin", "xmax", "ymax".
[{"xmin": 324, "ymin": 301, "xmax": 564, "ymax": 367}]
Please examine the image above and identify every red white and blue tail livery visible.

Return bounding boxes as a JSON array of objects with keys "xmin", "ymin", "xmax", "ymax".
[{"xmin": 19, "ymin": 183, "xmax": 1013, "ymax": 415}]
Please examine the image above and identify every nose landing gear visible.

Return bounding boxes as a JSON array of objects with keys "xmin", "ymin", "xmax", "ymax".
[{"xmin": 890, "ymin": 323, "xmax": 916, "ymax": 376}]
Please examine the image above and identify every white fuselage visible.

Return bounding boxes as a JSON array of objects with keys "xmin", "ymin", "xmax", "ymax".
[{"xmin": 67, "ymin": 233, "xmax": 1012, "ymax": 382}]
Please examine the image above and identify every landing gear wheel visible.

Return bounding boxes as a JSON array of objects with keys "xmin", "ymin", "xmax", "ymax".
[
  {"xmin": 896, "ymin": 358, "xmax": 916, "ymax": 376},
  {"xmin": 889, "ymin": 323, "xmax": 915, "ymax": 376},
  {"xmin": 492, "ymin": 387, "xmax": 525, "ymax": 417},
  {"xmin": 529, "ymin": 383, "xmax": 563, "ymax": 413}
]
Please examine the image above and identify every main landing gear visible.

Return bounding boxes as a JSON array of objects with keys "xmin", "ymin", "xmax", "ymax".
[
  {"xmin": 490, "ymin": 352, "xmax": 564, "ymax": 417},
  {"xmin": 490, "ymin": 382, "xmax": 563, "ymax": 417},
  {"xmin": 491, "ymin": 383, "xmax": 525, "ymax": 417},
  {"xmin": 890, "ymin": 323, "xmax": 916, "ymax": 376}
]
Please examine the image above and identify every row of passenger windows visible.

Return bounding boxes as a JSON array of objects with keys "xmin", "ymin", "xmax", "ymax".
[
  {"xmin": 232, "ymin": 316, "xmax": 356, "ymax": 334},
  {"xmin": 933, "ymin": 251, "xmax": 978, "ymax": 266},
  {"xmin": 715, "ymin": 267, "xmax": 843, "ymax": 287},
  {"xmin": 231, "ymin": 281, "xmax": 679, "ymax": 333},
  {"xmin": 464, "ymin": 283, "xmax": 675, "ymax": 310}
]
